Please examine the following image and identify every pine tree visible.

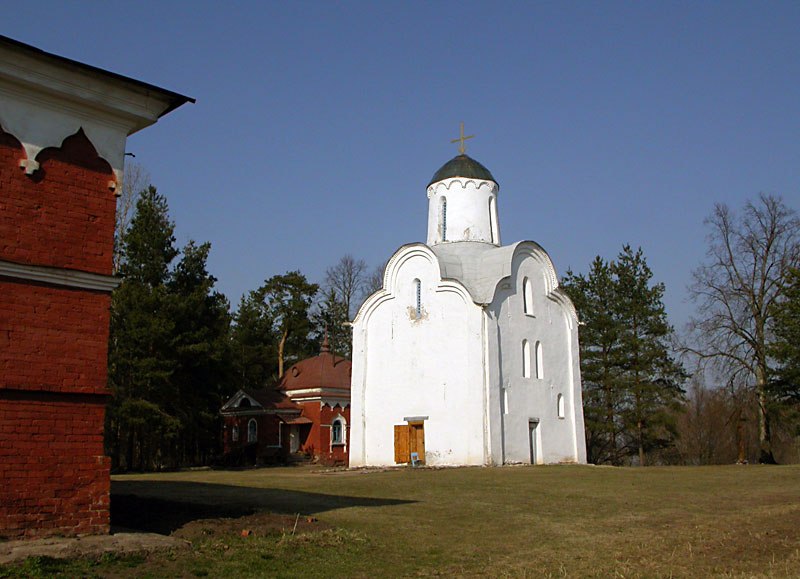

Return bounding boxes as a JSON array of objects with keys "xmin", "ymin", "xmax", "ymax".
[
  {"xmin": 613, "ymin": 246, "xmax": 685, "ymax": 465},
  {"xmin": 563, "ymin": 246, "xmax": 685, "ymax": 465},
  {"xmin": 108, "ymin": 186, "xmax": 180, "ymax": 470},
  {"xmin": 563, "ymin": 257, "xmax": 626, "ymax": 465},
  {"xmin": 168, "ymin": 240, "xmax": 232, "ymax": 465},
  {"xmin": 232, "ymin": 271, "xmax": 319, "ymax": 385},
  {"xmin": 107, "ymin": 186, "xmax": 232, "ymax": 470}
]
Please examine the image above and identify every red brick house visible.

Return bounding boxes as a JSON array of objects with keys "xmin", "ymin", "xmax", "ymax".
[
  {"xmin": 0, "ymin": 36, "xmax": 191, "ymax": 539},
  {"xmin": 220, "ymin": 388, "xmax": 305, "ymax": 465},
  {"xmin": 221, "ymin": 338, "xmax": 351, "ymax": 466}
]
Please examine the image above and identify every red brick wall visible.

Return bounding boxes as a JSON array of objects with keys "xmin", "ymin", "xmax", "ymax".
[
  {"xmin": 0, "ymin": 393, "xmax": 110, "ymax": 538},
  {"xmin": 299, "ymin": 403, "xmax": 350, "ymax": 466},
  {"xmin": 0, "ymin": 128, "xmax": 116, "ymax": 275},
  {"xmin": 0, "ymin": 127, "xmax": 115, "ymax": 539},
  {"xmin": 0, "ymin": 279, "xmax": 111, "ymax": 395},
  {"xmin": 222, "ymin": 414, "xmax": 287, "ymax": 464}
]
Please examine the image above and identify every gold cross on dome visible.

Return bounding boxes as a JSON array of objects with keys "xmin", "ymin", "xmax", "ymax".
[{"xmin": 450, "ymin": 122, "xmax": 474, "ymax": 154}]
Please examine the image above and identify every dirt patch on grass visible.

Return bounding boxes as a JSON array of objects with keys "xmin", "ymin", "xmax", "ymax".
[
  {"xmin": 173, "ymin": 511, "xmax": 332, "ymax": 542},
  {"xmin": 113, "ymin": 493, "xmax": 331, "ymax": 542}
]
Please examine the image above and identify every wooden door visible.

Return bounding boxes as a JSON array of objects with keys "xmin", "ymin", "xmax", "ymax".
[
  {"xmin": 394, "ymin": 422, "xmax": 426, "ymax": 464},
  {"xmin": 409, "ymin": 422, "xmax": 425, "ymax": 464},
  {"xmin": 394, "ymin": 424, "xmax": 410, "ymax": 464}
]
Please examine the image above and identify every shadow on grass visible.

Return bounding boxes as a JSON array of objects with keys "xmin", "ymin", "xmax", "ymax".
[{"xmin": 112, "ymin": 480, "xmax": 414, "ymax": 535}]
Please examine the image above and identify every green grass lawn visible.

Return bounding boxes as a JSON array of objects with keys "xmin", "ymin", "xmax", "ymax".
[{"xmin": 3, "ymin": 464, "xmax": 800, "ymax": 577}]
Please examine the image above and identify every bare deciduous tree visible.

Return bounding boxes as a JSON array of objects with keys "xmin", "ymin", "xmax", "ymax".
[
  {"xmin": 114, "ymin": 162, "xmax": 151, "ymax": 274},
  {"xmin": 685, "ymin": 194, "xmax": 799, "ymax": 463},
  {"xmin": 324, "ymin": 254, "xmax": 367, "ymax": 319},
  {"xmin": 363, "ymin": 262, "xmax": 387, "ymax": 299}
]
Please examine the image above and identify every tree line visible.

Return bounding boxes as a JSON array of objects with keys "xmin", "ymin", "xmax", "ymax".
[
  {"xmin": 563, "ymin": 194, "xmax": 800, "ymax": 465},
  {"xmin": 108, "ymin": 169, "xmax": 800, "ymax": 469},
  {"xmin": 107, "ymin": 171, "xmax": 381, "ymax": 471}
]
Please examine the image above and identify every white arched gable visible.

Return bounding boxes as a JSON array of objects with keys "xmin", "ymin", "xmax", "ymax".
[
  {"xmin": 353, "ymin": 244, "xmax": 472, "ymax": 325},
  {"xmin": 505, "ymin": 241, "xmax": 579, "ymax": 325}
]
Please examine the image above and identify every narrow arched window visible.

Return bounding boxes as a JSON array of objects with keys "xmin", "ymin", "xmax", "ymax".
[
  {"xmin": 414, "ymin": 278, "xmax": 422, "ymax": 319},
  {"xmin": 557, "ymin": 394, "xmax": 565, "ymax": 419},
  {"xmin": 523, "ymin": 277, "xmax": 533, "ymax": 315},
  {"xmin": 247, "ymin": 418, "xmax": 257, "ymax": 443},
  {"xmin": 522, "ymin": 339, "xmax": 531, "ymax": 378},
  {"xmin": 489, "ymin": 197, "xmax": 497, "ymax": 243},
  {"xmin": 440, "ymin": 197, "xmax": 447, "ymax": 242},
  {"xmin": 231, "ymin": 425, "xmax": 239, "ymax": 442},
  {"xmin": 535, "ymin": 341, "xmax": 544, "ymax": 379},
  {"xmin": 331, "ymin": 418, "xmax": 343, "ymax": 444}
]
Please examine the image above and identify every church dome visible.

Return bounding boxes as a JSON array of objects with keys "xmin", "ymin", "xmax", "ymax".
[
  {"xmin": 428, "ymin": 154, "xmax": 497, "ymax": 187},
  {"xmin": 278, "ymin": 337, "xmax": 352, "ymax": 392}
]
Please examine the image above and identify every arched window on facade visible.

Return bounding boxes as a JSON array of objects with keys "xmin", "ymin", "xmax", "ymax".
[
  {"xmin": 522, "ymin": 339, "xmax": 531, "ymax": 378},
  {"xmin": 523, "ymin": 277, "xmax": 533, "ymax": 315},
  {"xmin": 231, "ymin": 425, "xmax": 239, "ymax": 442},
  {"xmin": 440, "ymin": 197, "xmax": 447, "ymax": 242},
  {"xmin": 247, "ymin": 418, "xmax": 257, "ymax": 443},
  {"xmin": 557, "ymin": 394, "xmax": 565, "ymax": 419},
  {"xmin": 535, "ymin": 341, "xmax": 544, "ymax": 379},
  {"xmin": 489, "ymin": 196, "xmax": 498, "ymax": 244},
  {"xmin": 331, "ymin": 417, "xmax": 344, "ymax": 445},
  {"xmin": 414, "ymin": 278, "xmax": 422, "ymax": 319}
]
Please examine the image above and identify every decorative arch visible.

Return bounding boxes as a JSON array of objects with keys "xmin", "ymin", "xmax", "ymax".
[
  {"xmin": 331, "ymin": 414, "xmax": 347, "ymax": 446},
  {"xmin": 426, "ymin": 177, "xmax": 498, "ymax": 198},
  {"xmin": 33, "ymin": 129, "xmax": 115, "ymax": 190},
  {"xmin": 247, "ymin": 418, "xmax": 258, "ymax": 443},
  {"xmin": 353, "ymin": 244, "xmax": 444, "ymax": 324}
]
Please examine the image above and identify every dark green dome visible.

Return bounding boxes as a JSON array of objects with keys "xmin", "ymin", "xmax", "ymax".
[{"xmin": 428, "ymin": 154, "xmax": 497, "ymax": 187}]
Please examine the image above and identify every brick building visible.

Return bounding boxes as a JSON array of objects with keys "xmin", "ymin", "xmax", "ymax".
[
  {"xmin": 221, "ymin": 337, "xmax": 351, "ymax": 466},
  {"xmin": 0, "ymin": 36, "xmax": 191, "ymax": 539}
]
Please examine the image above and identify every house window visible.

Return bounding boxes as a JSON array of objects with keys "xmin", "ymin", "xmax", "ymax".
[
  {"xmin": 231, "ymin": 425, "xmax": 239, "ymax": 442},
  {"xmin": 414, "ymin": 278, "xmax": 422, "ymax": 319},
  {"xmin": 440, "ymin": 197, "xmax": 447, "ymax": 242},
  {"xmin": 535, "ymin": 341, "xmax": 544, "ymax": 379},
  {"xmin": 523, "ymin": 277, "xmax": 533, "ymax": 315},
  {"xmin": 557, "ymin": 394, "xmax": 565, "ymax": 419},
  {"xmin": 331, "ymin": 418, "xmax": 344, "ymax": 444},
  {"xmin": 247, "ymin": 418, "xmax": 257, "ymax": 443},
  {"xmin": 522, "ymin": 339, "xmax": 531, "ymax": 378}
]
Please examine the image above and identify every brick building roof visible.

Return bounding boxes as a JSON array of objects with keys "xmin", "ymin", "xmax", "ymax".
[{"xmin": 278, "ymin": 337, "xmax": 352, "ymax": 392}]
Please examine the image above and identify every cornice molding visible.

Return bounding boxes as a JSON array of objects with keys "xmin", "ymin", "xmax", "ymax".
[
  {"xmin": 0, "ymin": 36, "xmax": 192, "ymax": 181},
  {"xmin": 427, "ymin": 177, "xmax": 498, "ymax": 199},
  {"xmin": 0, "ymin": 259, "xmax": 120, "ymax": 292}
]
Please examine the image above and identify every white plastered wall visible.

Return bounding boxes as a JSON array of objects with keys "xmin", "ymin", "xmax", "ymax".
[
  {"xmin": 490, "ymin": 243, "xmax": 587, "ymax": 464},
  {"xmin": 350, "ymin": 245, "xmax": 487, "ymax": 467},
  {"xmin": 426, "ymin": 178, "xmax": 500, "ymax": 246}
]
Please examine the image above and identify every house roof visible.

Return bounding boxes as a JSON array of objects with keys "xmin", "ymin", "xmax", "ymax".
[
  {"xmin": 0, "ymin": 35, "xmax": 194, "ymax": 117},
  {"xmin": 244, "ymin": 388, "xmax": 301, "ymax": 410},
  {"xmin": 278, "ymin": 337, "xmax": 352, "ymax": 392},
  {"xmin": 220, "ymin": 387, "xmax": 301, "ymax": 415}
]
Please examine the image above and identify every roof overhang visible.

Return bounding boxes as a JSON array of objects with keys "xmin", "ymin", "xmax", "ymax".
[{"xmin": 0, "ymin": 35, "xmax": 194, "ymax": 183}]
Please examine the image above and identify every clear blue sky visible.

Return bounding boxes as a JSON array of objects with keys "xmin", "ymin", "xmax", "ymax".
[{"xmin": 6, "ymin": 2, "xmax": 799, "ymax": 329}]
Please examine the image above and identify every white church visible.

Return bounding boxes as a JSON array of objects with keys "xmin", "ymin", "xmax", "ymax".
[{"xmin": 349, "ymin": 135, "xmax": 587, "ymax": 467}]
